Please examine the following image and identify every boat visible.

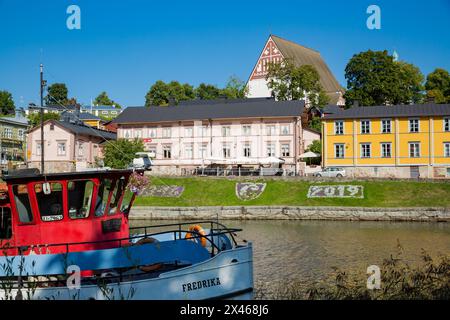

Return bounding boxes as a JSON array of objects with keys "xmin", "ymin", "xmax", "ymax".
[{"xmin": 0, "ymin": 169, "xmax": 254, "ymax": 300}]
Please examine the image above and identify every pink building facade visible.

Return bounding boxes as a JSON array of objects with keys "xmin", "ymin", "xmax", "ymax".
[
  {"xmin": 27, "ymin": 120, "xmax": 116, "ymax": 173},
  {"xmin": 114, "ymin": 99, "xmax": 319, "ymax": 175}
]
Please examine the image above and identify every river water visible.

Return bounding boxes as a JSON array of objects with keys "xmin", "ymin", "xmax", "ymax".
[{"xmin": 130, "ymin": 219, "xmax": 450, "ymax": 299}]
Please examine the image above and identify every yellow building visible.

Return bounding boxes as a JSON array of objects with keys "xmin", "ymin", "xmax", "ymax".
[{"xmin": 322, "ymin": 104, "xmax": 450, "ymax": 179}]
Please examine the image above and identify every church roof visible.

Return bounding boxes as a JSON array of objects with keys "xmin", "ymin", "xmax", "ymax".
[{"xmin": 270, "ymin": 35, "xmax": 344, "ymax": 104}]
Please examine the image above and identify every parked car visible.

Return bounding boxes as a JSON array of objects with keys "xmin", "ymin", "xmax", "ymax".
[
  {"xmin": 131, "ymin": 152, "xmax": 153, "ymax": 170},
  {"xmin": 313, "ymin": 167, "xmax": 346, "ymax": 178}
]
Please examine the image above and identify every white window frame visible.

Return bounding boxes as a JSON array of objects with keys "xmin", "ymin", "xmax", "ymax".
[
  {"xmin": 123, "ymin": 129, "xmax": 131, "ymax": 139},
  {"xmin": 162, "ymin": 127, "xmax": 172, "ymax": 138},
  {"xmin": 409, "ymin": 142, "xmax": 420, "ymax": 158},
  {"xmin": 222, "ymin": 126, "xmax": 231, "ymax": 137},
  {"xmin": 280, "ymin": 124, "xmax": 290, "ymax": 135},
  {"xmin": 134, "ymin": 129, "xmax": 142, "ymax": 139},
  {"xmin": 360, "ymin": 143, "xmax": 371, "ymax": 158},
  {"xmin": 381, "ymin": 119, "xmax": 392, "ymax": 134},
  {"xmin": 281, "ymin": 143, "xmax": 290, "ymax": 157},
  {"xmin": 334, "ymin": 144, "xmax": 344, "ymax": 159},
  {"xmin": 444, "ymin": 118, "xmax": 450, "ymax": 132},
  {"xmin": 201, "ymin": 125, "xmax": 208, "ymax": 137},
  {"xmin": 360, "ymin": 120, "xmax": 371, "ymax": 134},
  {"xmin": 57, "ymin": 141, "xmax": 66, "ymax": 156},
  {"xmin": 184, "ymin": 127, "xmax": 193, "ymax": 138},
  {"xmin": 409, "ymin": 119, "xmax": 420, "ymax": 133},
  {"xmin": 242, "ymin": 125, "xmax": 252, "ymax": 136},
  {"xmin": 243, "ymin": 143, "xmax": 251, "ymax": 157},
  {"xmin": 381, "ymin": 142, "xmax": 392, "ymax": 158},
  {"xmin": 36, "ymin": 141, "xmax": 42, "ymax": 156},
  {"xmin": 444, "ymin": 142, "xmax": 450, "ymax": 158},
  {"xmin": 184, "ymin": 144, "xmax": 193, "ymax": 159},
  {"xmin": 266, "ymin": 142, "xmax": 275, "ymax": 157},
  {"xmin": 334, "ymin": 121, "xmax": 344, "ymax": 135},
  {"xmin": 148, "ymin": 127, "xmax": 157, "ymax": 138},
  {"xmin": 222, "ymin": 144, "xmax": 231, "ymax": 158},
  {"xmin": 199, "ymin": 143, "xmax": 208, "ymax": 159},
  {"xmin": 163, "ymin": 145, "xmax": 172, "ymax": 159},
  {"xmin": 78, "ymin": 142, "xmax": 84, "ymax": 157},
  {"xmin": 266, "ymin": 125, "xmax": 276, "ymax": 136}
]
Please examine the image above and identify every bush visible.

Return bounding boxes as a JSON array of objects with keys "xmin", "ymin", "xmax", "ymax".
[
  {"xmin": 103, "ymin": 139, "xmax": 144, "ymax": 169},
  {"xmin": 267, "ymin": 243, "xmax": 450, "ymax": 300}
]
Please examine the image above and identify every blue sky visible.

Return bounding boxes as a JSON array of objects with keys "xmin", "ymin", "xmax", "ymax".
[{"xmin": 1, "ymin": 0, "xmax": 449, "ymax": 107}]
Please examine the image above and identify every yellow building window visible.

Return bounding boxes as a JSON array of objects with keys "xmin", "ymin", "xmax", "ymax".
[
  {"xmin": 444, "ymin": 143, "xmax": 450, "ymax": 158},
  {"xmin": 381, "ymin": 119, "xmax": 392, "ymax": 133},
  {"xmin": 409, "ymin": 119, "xmax": 420, "ymax": 133},
  {"xmin": 361, "ymin": 120, "xmax": 371, "ymax": 134},
  {"xmin": 381, "ymin": 143, "xmax": 392, "ymax": 158},
  {"xmin": 409, "ymin": 142, "xmax": 420, "ymax": 158},
  {"xmin": 334, "ymin": 144, "xmax": 345, "ymax": 158},
  {"xmin": 361, "ymin": 143, "xmax": 371, "ymax": 158},
  {"xmin": 335, "ymin": 121, "xmax": 344, "ymax": 135}
]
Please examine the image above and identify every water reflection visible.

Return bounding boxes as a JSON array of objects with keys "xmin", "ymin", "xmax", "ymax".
[{"xmin": 130, "ymin": 219, "xmax": 450, "ymax": 298}]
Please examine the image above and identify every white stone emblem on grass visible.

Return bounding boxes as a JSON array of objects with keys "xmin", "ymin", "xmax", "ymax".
[
  {"xmin": 141, "ymin": 185, "xmax": 185, "ymax": 198},
  {"xmin": 307, "ymin": 185, "xmax": 364, "ymax": 199},
  {"xmin": 236, "ymin": 183, "xmax": 267, "ymax": 201}
]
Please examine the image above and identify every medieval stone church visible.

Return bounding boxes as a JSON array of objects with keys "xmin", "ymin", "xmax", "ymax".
[{"xmin": 246, "ymin": 35, "xmax": 345, "ymax": 106}]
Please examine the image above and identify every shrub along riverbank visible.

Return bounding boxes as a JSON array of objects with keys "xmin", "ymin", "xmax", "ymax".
[{"xmin": 133, "ymin": 177, "xmax": 450, "ymax": 208}]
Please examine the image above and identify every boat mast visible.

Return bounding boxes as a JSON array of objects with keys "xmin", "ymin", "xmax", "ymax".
[{"xmin": 40, "ymin": 64, "xmax": 46, "ymax": 174}]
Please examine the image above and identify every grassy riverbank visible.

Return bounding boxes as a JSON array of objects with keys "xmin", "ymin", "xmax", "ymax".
[{"xmin": 133, "ymin": 177, "xmax": 450, "ymax": 207}]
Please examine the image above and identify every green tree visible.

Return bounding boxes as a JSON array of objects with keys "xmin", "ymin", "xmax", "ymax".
[
  {"xmin": 221, "ymin": 76, "xmax": 248, "ymax": 99},
  {"xmin": 425, "ymin": 68, "xmax": 450, "ymax": 103},
  {"xmin": 266, "ymin": 59, "xmax": 329, "ymax": 107},
  {"xmin": 28, "ymin": 112, "xmax": 60, "ymax": 128},
  {"xmin": 306, "ymin": 140, "xmax": 321, "ymax": 154},
  {"xmin": 94, "ymin": 91, "xmax": 123, "ymax": 109},
  {"xmin": 195, "ymin": 83, "xmax": 221, "ymax": 100},
  {"xmin": 344, "ymin": 50, "xmax": 425, "ymax": 107},
  {"xmin": 103, "ymin": 139, "xmax": 144, "ymax": 169},
  {"xmin": 45, "ymin": 83, "xmax": 68, "ymax": 105},
  {"xmin": 308, "ymin": 117, "xmax": 322, "ymax": 132},
  {"xmin": 145, "ymin": 81, "xmax": 195, "ymax": 106},
  {"xmin": 0, "ymin": 90, "xmax": 15, "ymax": 115}
]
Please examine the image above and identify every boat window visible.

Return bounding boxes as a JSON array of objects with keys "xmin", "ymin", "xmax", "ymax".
[
  {"xmin": 35, "ymin": 182, "xmax": 64, "ymax": 222},
  {"xmin": 68, "ymin": 180, "xmax": 94, "ymax": 219},
  {"xmin": 108, "ymin": 177, "xmax": 125, "ymax": 215},
  {"xmin": 95, "ymin": 179, "xmax": 113, "ymax": 217},
  {"xmin": 0, "ymin": 207, "xmax": 12, "ymax": 239},
  {"xmin": 12, "ymin": 184, "xmax": 33, "ymax": 223},
  {"xmin": 120, "ymin": 190, "xmax": 134, "ymax": 214}
]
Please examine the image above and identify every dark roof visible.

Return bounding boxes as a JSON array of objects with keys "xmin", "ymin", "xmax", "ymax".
[
  {"xmin": 270, "ymin": 35, "xmax": 344, "ymax": 103},
  {"xmin": 79, "ymin": 112, "xmax": 101, "ymax": 120},
  {"xmin": 55, "ymin": 121, "xmax": 116, "ymax": 140},
  {"xmin": 323, "ymin": 103, "xmax": 450, "ymax": 120},
  {"xmin": 177, "ymin": 97, "xmax": 274, "ymax": 106},
  {"xmin": 113, "ymin": 99, "xmax": 305, "ymax": 124},
  {"xmin": 322, "ymin": 105, "xmax": 344, "ymax": 115}
]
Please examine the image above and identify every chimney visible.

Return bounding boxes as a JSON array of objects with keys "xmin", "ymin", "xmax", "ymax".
[{"xmin": 353, "ymin": 100, "xmax": 360, "ymax": 108}]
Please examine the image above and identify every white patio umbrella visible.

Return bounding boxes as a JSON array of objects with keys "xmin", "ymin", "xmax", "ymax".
[
  {"xmin": 299, "ymin": 151, "xmax": 320, "ymax": 165},
  {"xmin": 299, "ymin": 151, "xmax": 320, "ymax": 158}
]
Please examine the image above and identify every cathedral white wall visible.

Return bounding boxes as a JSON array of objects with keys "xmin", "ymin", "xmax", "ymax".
[{"xmin": 246, "ymin": 78, "xmax": 271, "ymax": 98}]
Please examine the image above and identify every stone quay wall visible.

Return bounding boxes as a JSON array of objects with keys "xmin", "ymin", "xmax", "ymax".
[{"xmin": 130, "ymin": 206, "xmax": 450, "ymax": 222}]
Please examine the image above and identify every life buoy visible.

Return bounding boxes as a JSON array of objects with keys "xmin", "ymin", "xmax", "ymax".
[
  {"xmin": 134, "ymin": 237, "xmax": 164, "ymax": 272},
  {"xmin": 185, "ymin": 224, "xmax": 207, "ymax": 247}
]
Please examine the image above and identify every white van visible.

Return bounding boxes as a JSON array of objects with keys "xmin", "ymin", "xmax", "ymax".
[{"xmin": 132, "ymin": 152, "xmax": 153, "ymax": 170}]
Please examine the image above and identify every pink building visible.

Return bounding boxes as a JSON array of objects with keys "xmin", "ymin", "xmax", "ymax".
[
  {"xmin": 114, "ymin": 99, "xmax": 320, "ymax": 175},
  {"xmin": 27, "ymin": 120, "xmax": 116, "ymax": 173}
]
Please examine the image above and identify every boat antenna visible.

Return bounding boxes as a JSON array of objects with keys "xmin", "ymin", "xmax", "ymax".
[{"xmin": 40, "ymin": 64, "xmax": 47, "ymax": 174}]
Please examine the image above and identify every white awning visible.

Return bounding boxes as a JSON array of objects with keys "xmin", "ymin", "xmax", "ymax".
[{"xmin": 299, "ymin": 151, "xmax": 320, "ymax": 158}]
